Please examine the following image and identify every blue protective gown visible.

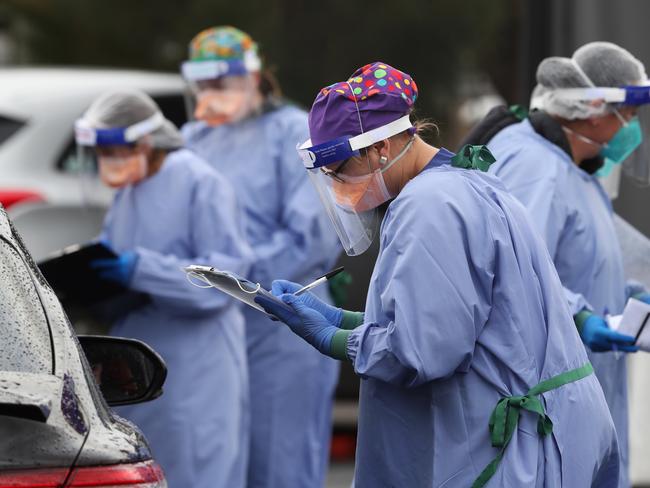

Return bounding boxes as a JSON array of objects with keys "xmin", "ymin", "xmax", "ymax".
[
  {"xmin": 101, "ymin": 149, "xmax": 253, "ymax": 488},
  {"xmin": 489, "ymin": 119, "xmax": 634, "ymax": 487},
  {"xmin": 183, "ymin": 104, "xmax": 341, "ymax": 488},
  {"xmin": 345, "ymin": 148, "xmax": 619, "ymax": 487}
]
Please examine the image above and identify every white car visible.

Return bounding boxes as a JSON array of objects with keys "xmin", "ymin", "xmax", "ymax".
[{"xmin": 0, "ymin": 67, "xmax": 187, "ymax": 260}]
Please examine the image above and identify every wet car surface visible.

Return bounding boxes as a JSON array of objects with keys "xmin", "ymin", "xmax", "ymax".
[{"xmin": 0, "ymin": 206, "xmax": 167, "ymax": 486}]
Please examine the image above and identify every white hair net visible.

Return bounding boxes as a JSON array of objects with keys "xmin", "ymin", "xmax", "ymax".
[
  {"xmin": 82, "ymin": 89, "xmax": 183, "ymax": 149},
  {"xmin": 530, "ymin": 42, "xmax": 648, "ymax": 120}
]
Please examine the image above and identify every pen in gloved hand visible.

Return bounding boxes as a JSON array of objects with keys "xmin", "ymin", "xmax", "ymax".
[{"xmin": 294, "ymin": 267, "xmax": 345, "ymax": 296}]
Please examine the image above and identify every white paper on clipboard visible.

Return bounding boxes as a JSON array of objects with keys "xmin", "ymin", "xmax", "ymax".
[
  {"xmin": 184, "ymin": 265, "xmax": 293, "ymax": 317},
  {"xmin": 607, "ymin": 298, "xmax": 650, "ymax": 352}
]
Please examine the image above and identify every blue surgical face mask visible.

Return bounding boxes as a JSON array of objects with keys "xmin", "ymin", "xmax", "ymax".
[
  {"xmin": 564, "ymin": 111, "xmax": 643, "ymax": 177},
  {"xmin": 600, "ymin": 115, "xmax": 643, "ymax": 166}
]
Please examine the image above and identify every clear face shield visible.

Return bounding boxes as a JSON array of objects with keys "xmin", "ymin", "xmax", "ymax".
[
  {"xmin": 181, "ymin": 55, "xmax": 261, "ymax": 127},
  {"xmin": 305, "ymin": 158, "xmax": 381, "ymax": 257},
  {"xmin": 297, "ymin": 114, "xmax": 414, "ymax": 256},
  {"xmin": 619, "ymin": 102, "xmax": 650, "ymax": 186},
  {"xmin": 74, "ymin": 112, "xmax": 164, "ymax": 189}
]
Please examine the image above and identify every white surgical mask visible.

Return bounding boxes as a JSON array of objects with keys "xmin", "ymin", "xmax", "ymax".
[{"xmin": 332, "ymin": 136, "xmax": 415, "ymax": 212}]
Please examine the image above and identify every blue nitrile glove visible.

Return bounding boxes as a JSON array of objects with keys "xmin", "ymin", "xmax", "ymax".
[
  {"xmin": 90, "ymin": 251, "xmax": 138, "ymax": 287},
  {"xmin": 633, "ymin": 293, "xmax": 650, "ymax": 305},
  {"xmin": 255, "ymin": 291, "xmax": 340, "ymax": 356},
  {"xmin": 271, "ymin": 280, "xmax": 343, "ymax": 326},
  {"xmin": 576, "ymin": 312, "xmax": 639, "ymax": 353}
]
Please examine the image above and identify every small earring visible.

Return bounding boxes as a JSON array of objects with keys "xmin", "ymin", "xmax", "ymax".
[{"xmin": 379, "ymin": 156, "xmax": 388, "ymax": 165}]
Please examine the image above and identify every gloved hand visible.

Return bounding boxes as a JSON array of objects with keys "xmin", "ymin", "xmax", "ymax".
[
  {"xmin": 255, "ymin": 287, "xmax": 340, "ymax": 356},
  {"xmin": 634, "ymin": 293, "xmax": 650, "ymax": 305},
  {"xmin": 580, "ymin": 314, "xmax": 638, "ymax": 353},
  {"xmin": 91, "ymin": 251, "xmax": 138, "ymax": 287},
  {"xmin": 271, "ymin": 280, "xmax": 343, "ymax": 326}
]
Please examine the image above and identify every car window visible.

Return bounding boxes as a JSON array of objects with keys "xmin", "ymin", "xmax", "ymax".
[
  {"xmin": 57, "ymin": 93, "xmax": 187, "ymax": 174},
  {"xmin": 0, "ymin": 115, "xmax": 25, "ymax": 146},
  {"xmin": 0, "ymin": 236, "xmax": 53, "ymax": 373}
]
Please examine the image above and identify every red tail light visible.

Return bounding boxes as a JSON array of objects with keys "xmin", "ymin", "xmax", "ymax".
[
  {"xmin": 330, "ymin": 431, "xmax": 357, "ymax": 461},
  {"xmin": 0, "ymin": 189, "xmax": 44, "ymax": 210},
  {"xmin": 0, "ymin": 460, "xmax": 166, "ymax": 487}
]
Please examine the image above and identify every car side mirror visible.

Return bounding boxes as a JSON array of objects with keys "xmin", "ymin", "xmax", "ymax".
[{"xmin": 78, "ymin": 335, "xmax": 167, "ymax": 407}]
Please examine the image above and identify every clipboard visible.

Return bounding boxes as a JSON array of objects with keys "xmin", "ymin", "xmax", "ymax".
[
  {"xmin": 635, "ymin": 313, "xmax": 650, "ymax": 344},
  {"xmin": 184, "ymin": 265, "xmax": 294, "ymax": 318},
  {"xmin": 38, "ymin": 242, "xmax": 125, "ymax": 303},
  {"xmin": 608, "ymin": 298, "xmax": 650, "ymax": 352}
]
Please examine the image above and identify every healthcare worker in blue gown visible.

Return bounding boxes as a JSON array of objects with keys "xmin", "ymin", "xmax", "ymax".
[
  {"xmin": 180, "ymin": 27, "xmax": 341, "ymax": 488},
  {"xmin": 485, "ymin": 42, "xmax": 650, "ymax": 488},
  {"xmin": 77, "ymin": 90, "xmax": 253, "ymax": 488},
  {"xmin": 256, "ymin": 62, "xmax": 620, "ymax": 487}
]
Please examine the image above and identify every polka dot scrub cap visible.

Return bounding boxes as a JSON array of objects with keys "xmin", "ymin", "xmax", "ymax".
[{"xmin": 308, "ymin": 62, "xmax": 418, "ymax": 145}]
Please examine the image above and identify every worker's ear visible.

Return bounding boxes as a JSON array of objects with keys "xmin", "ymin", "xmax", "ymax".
[
  {"xmin": 588, "ymin": 112, "xmax": 619, "ymax": 129},
  {"xmin": 589, "ymin": 99, "xmax": 606, "ymax": 110},
  {"xmin": 587, "ymin": 115, "xmax": 607, "ymax": 128},
  {"xmin": 373, "ymin": 139, "xmax": 391, "ymax": 165},
  {"xmin": 586, "ymin": 100, "xmax": 608, "ymax": 127}
]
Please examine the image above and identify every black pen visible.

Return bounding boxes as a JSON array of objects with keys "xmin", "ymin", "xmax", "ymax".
[{"xmin": 294, "ymin": 266, "xmax": 345, "ymax": 296}]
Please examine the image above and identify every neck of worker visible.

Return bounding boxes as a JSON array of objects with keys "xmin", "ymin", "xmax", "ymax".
[
  {"xmin": 389, "ymin": 137, "xmax": 439, "ymax": 195},
  {"xmin": 558, "ymin": 118, "xmax": 601, "ymax": 166}
]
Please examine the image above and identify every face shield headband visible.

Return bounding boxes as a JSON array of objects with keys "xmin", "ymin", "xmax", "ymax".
[
  {"xmin": 181, "ymin": 50, "xmax": 262, "ymax": 82},
  {"xmin": 297, "ymin": 114, "xmax": 414, "ymax": 169},
  {"xmin": 74, "ymin": 112, "xmax": 165, "ymax": 147},
  {"xmin": 532, "ymin": 85, "xmax": 650, "ymax": 108}
]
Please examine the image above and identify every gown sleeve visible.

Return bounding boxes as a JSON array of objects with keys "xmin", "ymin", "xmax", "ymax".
[
  {"xmin": 521, "ymin": 184, "xmax": 591, "ymax": 314},
  {"xmin": 129, "ymin": 171, "xmax": 254, "ymax": 314},
  {"xmin": 493, "ymin": 147, "xmax": 591, "ymax": 315}
]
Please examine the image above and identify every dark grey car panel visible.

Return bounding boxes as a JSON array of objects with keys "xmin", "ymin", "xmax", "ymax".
[
  {"xmin": 0, "ymin": 207, "xmax": 153, "ymax": 469},
  {"xmin": 0, "ymin": 372, "xmax": 61, "ymax": 423},
  {"xmin": 0, "ymin": 237, "xmax": 53, "ymax": 373}
]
